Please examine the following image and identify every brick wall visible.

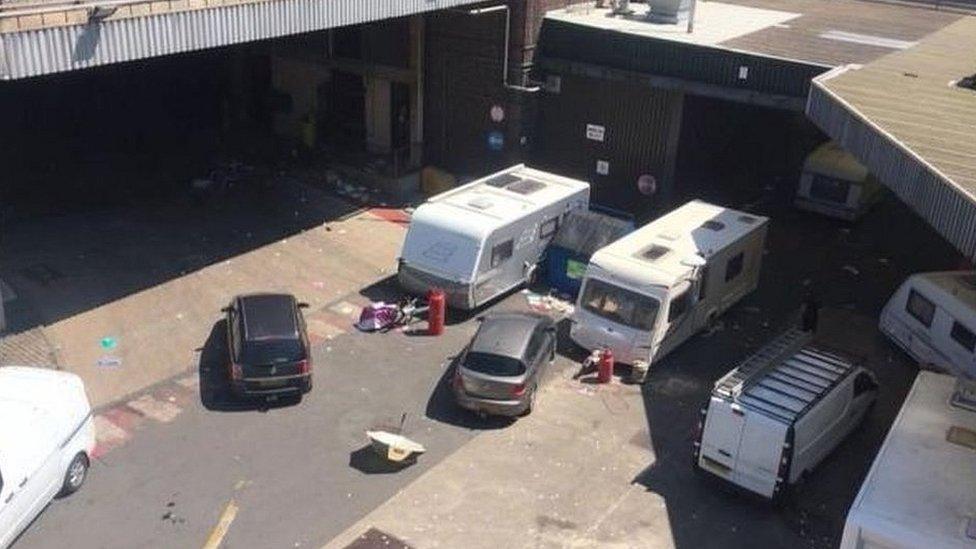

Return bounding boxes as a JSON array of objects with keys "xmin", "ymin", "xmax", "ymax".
[{"xmin": 422, "ymin": 0, "xmax": 589, "ymax": 177}]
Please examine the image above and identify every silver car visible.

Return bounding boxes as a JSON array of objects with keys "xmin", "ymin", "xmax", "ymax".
[{"xmin": 452, "ymin": 313, "xmax": 556, "ymax": 416}]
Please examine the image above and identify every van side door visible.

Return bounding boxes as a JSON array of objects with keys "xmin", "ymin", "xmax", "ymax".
[
  {"xmin": 0, "ymin": 463, "xmax": 27, "ymax": 548},
  {"xmin": 18, "ymin": 418, "xmax": 63, "ymax": 535}
]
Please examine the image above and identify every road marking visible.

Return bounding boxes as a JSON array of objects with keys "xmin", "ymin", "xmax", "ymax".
[
  {"xmin": 91, "ymin": 415, "xmax": 131, "ymax": 458},
  {"xmin": 202, "ymin": 499, "xmax": 239, "ymax": 549},
  {"xmin": 126, "ymin": 394, "xmax": 182, "ymax": 423}
]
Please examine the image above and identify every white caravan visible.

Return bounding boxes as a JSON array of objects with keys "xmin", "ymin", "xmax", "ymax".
[
  {"xmin": 398, "ymin": 164, "xmax": 589, "ymax": 310},
  {"xmin": 570, "ymin": 200, "xmax": 767, "ymax": 365},
  {"xmin": 879, "ymin": 271, "xmax": 976, "ymax": 379},
  {"xmin": 694, "ymin": 328, "xmax": 878, "ymax": 499},
  {"xmin": 0, "ymin": 367, "xmax": 96, "ymax": 549},
  {"xmin": 840, "ymin": 371, "xmax": 975, "ymax": 549}
]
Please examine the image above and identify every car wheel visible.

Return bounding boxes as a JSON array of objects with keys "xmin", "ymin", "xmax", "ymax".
[{"xmin": 59, "ymin": 452, "xmax": 89, "ymax": 497}]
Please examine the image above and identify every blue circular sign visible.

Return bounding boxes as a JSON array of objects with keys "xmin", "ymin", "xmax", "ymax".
[{"xmin": 487, "ymin": 131, "xmax": 505, "ymax": 152}]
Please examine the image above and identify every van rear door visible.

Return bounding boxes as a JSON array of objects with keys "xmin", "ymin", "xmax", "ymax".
[
  {"xmin": 700, "ymin": 398, "xmax": 789, "ymax": 498},
  {"xmin": 733, "ymin": 414, "xmax": 788, "ymax": 498},
  {"xmin": 699, "ymin": 397, "xmax": 746, "ymax": 477}
]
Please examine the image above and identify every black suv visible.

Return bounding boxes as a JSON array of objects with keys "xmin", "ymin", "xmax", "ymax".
[{"xmin": 223, "ymin": 293, "xmax": 312, "ymax": 398}]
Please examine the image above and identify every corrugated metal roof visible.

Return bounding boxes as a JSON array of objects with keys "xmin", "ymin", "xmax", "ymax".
[
  {"xmin": 807, "ymin": 17, "xmax": 976, "ymax": 260},
  {"xmin": 0, "ymin": 0, "xmax": 482, "ymax": 80}
]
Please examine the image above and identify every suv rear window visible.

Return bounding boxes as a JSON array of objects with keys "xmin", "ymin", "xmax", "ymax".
[
  {"xmin": 464, "ymin": 352, "xmax": 525, "ymax": 376},
  {"xmin": 240, "ymin": 339, "xmax": 305, "ymax": 365}
]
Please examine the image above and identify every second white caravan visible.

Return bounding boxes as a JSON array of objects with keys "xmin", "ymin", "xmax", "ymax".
[
  {"xmin": 879, "ymin": 271, "xmax": 976, "ymax": 379},
  {"xmin": 398, "ymin": 165, "xmax": 589, "ymax": 310},
  {"xmin": 570, "ymin": 200, "xmax": 768, "ymax": 365}
]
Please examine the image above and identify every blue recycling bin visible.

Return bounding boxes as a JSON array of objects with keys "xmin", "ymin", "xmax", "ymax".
[{"xmin": 544, "ymin": 206, "xmax": 635, "ymax": 298}]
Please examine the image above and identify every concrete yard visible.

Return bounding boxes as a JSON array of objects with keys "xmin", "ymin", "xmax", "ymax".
[
  {"xmin": 0, "ymin": 178, "xmax": 407, "ymax": 407},
  {"xmin": 6, "ymin": 184, "xmax": 964, "ymax": 549}
]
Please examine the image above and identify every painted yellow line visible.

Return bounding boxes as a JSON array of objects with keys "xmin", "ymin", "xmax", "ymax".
[{"xmin": 202, "ymin": 499, "xmax": 239, "ymax": 549}]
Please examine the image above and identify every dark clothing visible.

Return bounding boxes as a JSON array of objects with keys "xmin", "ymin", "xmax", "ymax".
[{"xmin": 801, "ymin": 299, "xmax": 820, "ymax": 332}]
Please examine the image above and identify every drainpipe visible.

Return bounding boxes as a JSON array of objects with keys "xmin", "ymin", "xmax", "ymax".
[{"xmin": 459, "ymin": 4, "xmax": 540, "ymax": 93}]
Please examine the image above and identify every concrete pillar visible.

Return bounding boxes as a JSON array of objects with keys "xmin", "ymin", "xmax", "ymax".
[
  {"xmin": 661, "ymin": 91, "xmax": 685, "ymax": 203},
  {"xmin": 409, "ymin": 15, "xmax": 425, "ymax": 168},
  {"xmin": 364, "ymin": 76, "xmax": 392, "ymax": 154}
]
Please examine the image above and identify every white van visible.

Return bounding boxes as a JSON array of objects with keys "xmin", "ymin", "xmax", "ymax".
[
  {"xmin": 879, "ymin": 271, "xmax": 976, "ymax": 379},
  {"xmin": 0, "ymin": 367, "xmax": 96, "ymax": 548},
  {"xmin": 794, "ymin": 142, "xmax": 884, "ymax": 221},
  {"xmin": 840, "ymin": 371, "xmax": 976, "ymax": 549},
  {"xmin": 693, "ymin": 328, "xmax": 878, "ymax": 499},
  {"xmin": 570, "ymin": 200, "xmax": 767, "ymax": 365},
  {"xmin": 398, "ymin": 164, "xmax": 589, "ymax": 310}
]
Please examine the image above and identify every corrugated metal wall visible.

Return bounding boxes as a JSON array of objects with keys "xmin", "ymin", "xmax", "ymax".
[
  {"xmin": 532, "ymin": 71, "xmax": 682, "ymax": 214},
  {"xmin": 0, "ymin": 0, "xmax": 483, "ymax": 79},
  {"xmin": 538, "ymin": 19, "xmax": 827, "ymax": 100},
  {"xmin": 808, "ymin": 83, "xmax": 976, "ymax": 260}
]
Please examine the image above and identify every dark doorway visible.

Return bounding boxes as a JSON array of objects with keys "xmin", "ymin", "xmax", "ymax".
[
  {"xmin": 391, "ymin": 81, "xmax": 411, "ymax": 170},
  {"xmin": 672, "ymin": 95, "xmax": 823, "ymax": 208},
  {"xmin": 326, "ymin": 70, "xmax": 367, "ymax": 152}
]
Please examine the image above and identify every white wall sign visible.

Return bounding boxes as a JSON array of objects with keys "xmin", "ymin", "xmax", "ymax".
[
  {"xmin": 596, "ymin": 160, "xmax": 610, "ymax": 175},
  {"xmin": 738, "ymin": 66, "xmax": 749, "ymax": 80},
  {"xmin": 490, "ymin": 105, "xmax": 505, "ymax": 123},
  {"xmin": 545, "ymin": 75, "xmax": 562, "ymax": 94},
  {"xmin": 586, "ymin": 124, "xmax": 606, "ymax": 142}
]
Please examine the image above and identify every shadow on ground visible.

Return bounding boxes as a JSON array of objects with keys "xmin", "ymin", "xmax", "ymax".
[
  {"xmin": 197, "ymin": 319, "xmax": 303, "ymax": 413},
  {"xmin": 1, "ymin": 173, "xmax": 364, "ymax": 333},
  {"xmin": 348, "ymin": 445, "xmax": 419, "ymax": 475}
]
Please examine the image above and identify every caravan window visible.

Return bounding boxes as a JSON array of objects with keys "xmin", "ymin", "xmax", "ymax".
[
  {"xmin": 809, "ymin": 174, "xmax": 851, "ymax": 204},
  {"xmin": 724, "ymin": 253, "xmax": 744, "ymax": 282},
  {"xmin": 951, "ymin": 321, "xmax": 976, "ymax": 352},
  {"xmin": 540, "ymin": 217, "xmax": 559, "ymax": 239},
  {"xmin": 668, "ymin": 289, "xmax": 692, "ymax": 322},
  {"xmin": 906, "ymin": 290, "xmax": 935, "ymax": 328},
  {"xmin": 490, "ymin": 240, "xmax": 514, "ymax": 269},
  {"xmin": 581, "ymin": 279, "xmax": 660, "ymax": 331}
]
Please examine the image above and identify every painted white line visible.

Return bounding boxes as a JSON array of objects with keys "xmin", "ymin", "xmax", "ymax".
[
  {"xmin": 202, "ymin": 499, "xmax": 239, "ymax": 549},
  {"xmin": 818, "ymin": 30, "xmax": 917, "ymax": 50},
  {"xmin": 127, "ymin": 395, "xmax": 182, "ymax": 423}
]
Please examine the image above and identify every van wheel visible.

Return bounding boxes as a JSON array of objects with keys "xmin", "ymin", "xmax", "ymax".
[{"xmin": 59, "ymin": 453, "xmax": 89, "ymax": 497}]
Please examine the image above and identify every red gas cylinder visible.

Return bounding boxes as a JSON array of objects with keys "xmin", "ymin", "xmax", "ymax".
[
  {"xmin": 427, "ymin": 288, "xmax": 446, "ymax": 336},
  {"xmin": 597, "ymin": 347, "xmax": 614, "ymax": 384}
]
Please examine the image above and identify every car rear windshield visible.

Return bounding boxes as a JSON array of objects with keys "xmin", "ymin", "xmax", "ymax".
[
  {"xmin": 464, "ymin": 352, "xmax": 525, "ymax": 376},
  {"xmin": 239, "ymin": 339, "xmax": 305, "ymax": 365},
  {"xmin": 581, "ymin": 278, "xmax": 660, "ymax": 331}
]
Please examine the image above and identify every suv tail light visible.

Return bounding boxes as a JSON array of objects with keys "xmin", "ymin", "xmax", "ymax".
[
  {"xmin": 511, "ymin": 383, "xmax": 527, "ymax": 397},
  {"xmin": 230, "ymin": 363, "xmax": 243, "ymax": 381},
  {"xmin": 298, "ymin": 359, "xmax": 311, "ymax": 375}
]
